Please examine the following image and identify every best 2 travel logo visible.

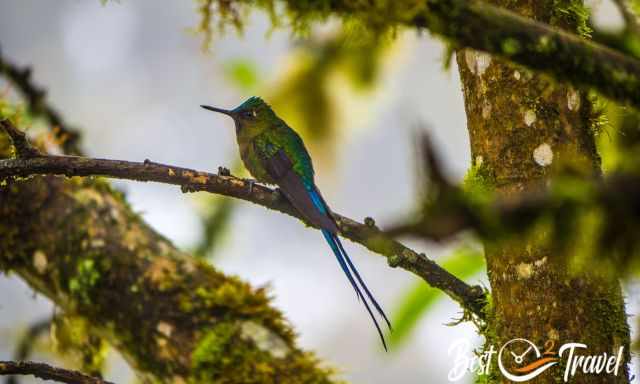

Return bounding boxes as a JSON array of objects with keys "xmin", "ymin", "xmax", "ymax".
[{"xmin": 447, "ymin": 338, "xmax": 626, "ymax": 382}]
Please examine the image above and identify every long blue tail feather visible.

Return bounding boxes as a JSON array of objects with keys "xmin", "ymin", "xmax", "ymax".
[
  {"xmin": 334, "ymin": 237, "xmax": 392, "ymax": 331},
  {"xmin": 322, "ymin": 229, "xmax": 388, "ymax": 351},
  {"xmin": 308, "ymin": 186, "xmax": 390, "ymax": 350},
  {"xmin": 321, "ymin": 230, "xmax": 360, "ymax": 301},
  {"xmin": 260, "ymin": 146, "xmax": 390, "ymax": 349}
]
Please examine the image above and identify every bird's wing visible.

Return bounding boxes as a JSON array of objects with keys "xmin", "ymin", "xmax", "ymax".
[
  {"xmin": 256, "ymin": 139, "xmax": 392, "ymax": 350},
  {"xmin": 258, "ymin": 144, "xmax": 338, "ymax": 233}
]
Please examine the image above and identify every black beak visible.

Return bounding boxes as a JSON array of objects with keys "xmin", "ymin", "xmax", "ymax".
[{"xmin": 201, "ymin": 105, "xmax": 233, "ymax": 116}]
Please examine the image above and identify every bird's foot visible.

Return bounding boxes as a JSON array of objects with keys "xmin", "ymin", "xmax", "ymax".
[
  {"xmin": 181, "ymin": 184, "xmax": 198, "ymax": 193},
  {"xmin": 274, "ymin": 187, "xmax": 290, "ymax": 202},
  {"xmin": 243, "ymin": 178, "xmax": 257, "ymax": 195}
]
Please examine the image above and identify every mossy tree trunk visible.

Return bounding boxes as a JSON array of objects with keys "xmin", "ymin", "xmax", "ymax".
[{"xmin": 456, "ymin": 1, "xmax": 630, "ymax": 383}]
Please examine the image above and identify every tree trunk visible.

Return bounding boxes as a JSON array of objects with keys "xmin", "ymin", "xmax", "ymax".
[{"xmin": 456, "ymin": 1, "xmax": 630, "ymax": 383}]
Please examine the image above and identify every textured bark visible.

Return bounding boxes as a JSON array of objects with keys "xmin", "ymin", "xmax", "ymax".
[
  {"xmin": 456, "ymin": 1, "xmax": 630, "ymax": 383},
  {"xmin": 0, "ymin": 139, "xmax": 336, "ymax": 384}
]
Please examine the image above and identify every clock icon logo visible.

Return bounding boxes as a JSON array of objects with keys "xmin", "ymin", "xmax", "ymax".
[{"xmin": 498, "ymin": 338, "xmax": 559, "ymax": 382}]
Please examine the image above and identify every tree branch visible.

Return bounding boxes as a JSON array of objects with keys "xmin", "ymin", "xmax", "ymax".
[
  {"xmin": 612, "ymin": 0, "xmax": 640, "ymax": 35},
  {"xmin": 237, "ymin": 0, "xmax": 640, "ymax": 108},
  {"xmin": 0, "ymin": 47, "xmax": 83, "ymax": 155},
  {"xmin": 0, "ymin": 120, "xmax": 41, "ymax": 158},
  {"xmin": 0, "ymin": 161, "xmax": 338, "ymax": 383},
  {"xmin": 0, "ymin": 361, "xmax": 113, "ymax": 384},
  {"xmin": 388, "ymin": 167, "xmax": 640, "ymax": 257},
  {"xmin": 425, "ymin": 0, "xmax": 640, "ymax": 107},
  {"xmin": 0, "ymin": 152, "xmax": 486, "ymax": 318}
]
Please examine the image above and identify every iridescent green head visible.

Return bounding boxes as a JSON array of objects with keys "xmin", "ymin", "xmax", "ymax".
[{"xmin": 201, "ymin": 96, "xmax": 276, "ymax": 136}]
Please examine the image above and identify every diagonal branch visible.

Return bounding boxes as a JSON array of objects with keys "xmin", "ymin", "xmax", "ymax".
[
  {"xmin": 0, "ymin": 47, "xmax": 83, "ymax": 155},
  {"xmin": 0, "ymin": 149, "xmax": 486, "ymax": 318},
  {"xmin": 0, "ymin": 361, "xmax": 113, "ymax": 384},
  {"xmin": 612, "ymin": 0, "xmax": 640, "ymax": 35},
  {"xmin": 0, "ymin": 120, "xmax": 41, "ymax": 158}
]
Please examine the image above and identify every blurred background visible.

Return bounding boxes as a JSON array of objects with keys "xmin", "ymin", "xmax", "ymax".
[{"xmin": 0, "ymin": 1, "xmax": 637, "ymax": 383}]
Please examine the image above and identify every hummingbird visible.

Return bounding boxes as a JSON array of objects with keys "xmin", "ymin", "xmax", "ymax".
[{"xmin": 201, "ymin": 97, "xmax": 391, "ymax": 350}]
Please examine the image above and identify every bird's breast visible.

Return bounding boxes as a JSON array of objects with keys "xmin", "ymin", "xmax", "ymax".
[{"xmin": 239, "ymin": 140, "xmax": 275, "ymax": 184}]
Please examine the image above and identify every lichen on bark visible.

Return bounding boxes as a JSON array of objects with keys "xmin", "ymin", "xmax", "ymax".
[{"xmin": 456, "ymin": 1, "xmax": 630, "ymax": 383}]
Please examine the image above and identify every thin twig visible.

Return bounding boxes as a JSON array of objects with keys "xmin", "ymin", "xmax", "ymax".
[
  {"xmin": 0, "ymin": 120, "xmax": 41, "ymax": 158},
  {"xmin": 0, "ymin": 47, "xmax": 83, "ymax": 155},
  {"xmin": 0, "ymin": 361, "xmax": 113, "ymax": 384}
]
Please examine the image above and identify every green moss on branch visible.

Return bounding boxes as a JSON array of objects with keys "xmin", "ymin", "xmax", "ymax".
[
  {"xmin": 200, "ymin": 0, "xmax": 640, "ymax": 108},
  {"xmin": 0, "ymin": 174, "xmax": 337, "ymax": 383}
]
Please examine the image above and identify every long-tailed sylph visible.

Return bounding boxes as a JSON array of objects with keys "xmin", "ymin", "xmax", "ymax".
[{"xmin": 201, "ymin": 97, "xmax": 391, "ymax": 350}]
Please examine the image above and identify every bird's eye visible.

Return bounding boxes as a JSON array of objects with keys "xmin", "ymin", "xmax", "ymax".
[{"xmin": 244, "ymin": 110, "xmax": 255, "ymax": 119}]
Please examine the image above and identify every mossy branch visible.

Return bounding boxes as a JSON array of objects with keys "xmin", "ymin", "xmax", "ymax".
[
  {"xmin": 419, "ymin": 0, "xmax": 640, "ymax": 107},
  {"xmin": 220, "ymin": 0, "xmax": 640, "ymax": 108},
  {"xmin": 0, "ymin": 163, "xmax": 338, "ymax": 383},
  {"xmin": 0, "ymin": 152, "xmax": 486, "ymax": 318}
]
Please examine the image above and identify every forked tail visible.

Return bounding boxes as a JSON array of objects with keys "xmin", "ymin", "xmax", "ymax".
[{"xmin": 321, "ymin": 229, "xmax": 391, "ymax": 351}]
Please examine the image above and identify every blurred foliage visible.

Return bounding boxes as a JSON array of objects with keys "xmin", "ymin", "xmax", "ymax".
[
  {"xmin": 195, "ymin": 0, "xmax": 422, "ymax": 46},
  {"xmin": 51, "ymin": 315, "xmax": 108, "ymax": 378},
  {"xmin": 4, "ymin": 318, "xmax": 51, "ymax": 384},
  {"xmin": 197, "ymin": 0, "xmax": 399, "ymax": 163},
  {"xmin": 389, "ymin": 244, "xmax": 485, "ymax": 349},
  {"xmin": 0, "ymin": 99, "xmax": 30, "ymax": 127},
  {"xmin": 591, "ymin": 0, "xmax": 640, "ymax": 61},
  {"xmin": 189, "ymin": 58, "xmax": 259, "ymax": 259},
  {"xmin": 223, "ymin": 58, "xmax": 262, "ymax": 92},
  {"xmin": 552, "ymin": 0, "xmax": 593, "ymax": 37},
  {"xmin": 192, "ymin": 54, "xmax": 262, "ymax": 259},
  {"xmin": 591, "ymin": 28, "xmax": 640, "ymax": 60},
  {"xmin": 587, "ymin": 91, "xmax": 609, "ymax": 136},
  {"xmin": 0, "ymin": 97, "xmax": 74, "ymax": 156},
  {"xmin": 193, "ymin": 194, "xmax": 236, "ymax": 259},
  {"xmin": 394, "ymin": 105, "xmax": 640, "ymax": 278},
  {"xmin": 630, "ymin": 0, "xmax": 640, "ymax": 18},
  {"xmin": 267, "ymin": 30, "xmax": 389, "ymax": 148},
  {"xmin": 598, "ymin": 104, "xmax": 640, "ymax": 173},
  {"xmin": 196, "ymin": 0, "xmax": 255, "ymax": 51}
]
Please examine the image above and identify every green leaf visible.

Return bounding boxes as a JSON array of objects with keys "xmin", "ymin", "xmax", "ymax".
[{"xmin": 389, "ymin": 245, "xmax": 485, "ymax": 349}]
